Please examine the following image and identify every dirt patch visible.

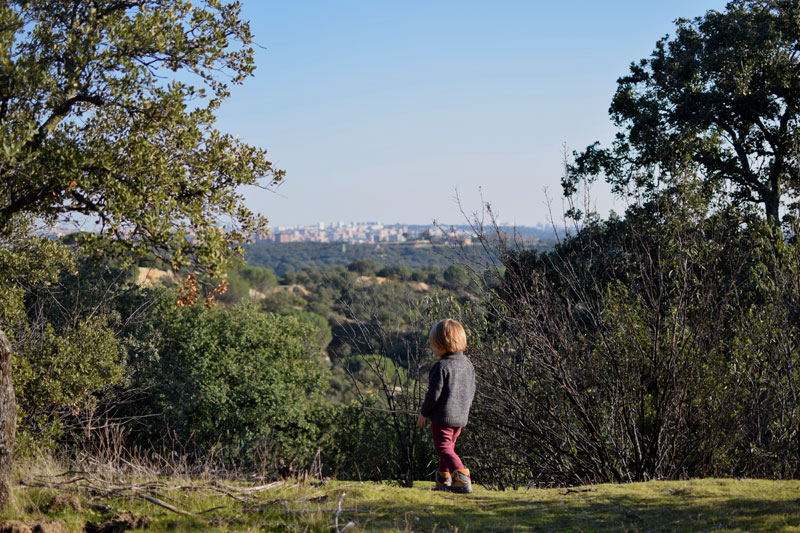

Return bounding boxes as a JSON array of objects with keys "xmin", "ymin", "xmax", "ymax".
[
  {"xmin": 407, "ymin": 281, "xmax": 430, "ymax": 291},
  {"xmin": 249, "ymin": 288, "xmax": 266, "ymax": 299},
  {"xmin": 271, "ymin": 284, "xmax": 310, "ymax": 297},
  {"xmin": 357, "ymin": 276, "xmax": 387, "ymax": 285},
  {"xmin": 0, "ymin": 521, "xmax": 32, "ymax": 533},
  {"xmin": 0, "ymin": 520, "xmax": 68, "ymax": 533},
  {"xmin": 48, "ymin": 493, "xmax": 82, "ymax": 513},
  {"xmin": 85, "ymin": 512, "xmax": 151, "ymax": 533},
  {"xmin": 30, "ymin": 521, "xmax": 68, "ymax": 533},
  {"xmin": 135, "ymin": 267, "xmax": 175, "ymax": 287}
]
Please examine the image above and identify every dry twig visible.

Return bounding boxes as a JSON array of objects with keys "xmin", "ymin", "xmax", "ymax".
[{"xmin": 334, "ymin": 491, "xmax": 356, "ymax": 532}]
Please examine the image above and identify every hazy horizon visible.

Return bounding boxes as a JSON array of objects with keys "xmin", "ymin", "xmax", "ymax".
[{"xmin": 219, "ymin": 1, "xmax": 728, "ymax": 227}]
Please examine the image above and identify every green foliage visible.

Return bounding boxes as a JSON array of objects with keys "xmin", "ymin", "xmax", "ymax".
[
  {"xmin": 246, "ymin": 242, "xmax": 486, "ymax": 275},
  {"xmin": 323, "ymin": 404, "xmax": 435, "ymax": 483},
  {"xmin": 14, "ymin": 317, "xmax": 123, "ymax": 452},
  {"xmin": 130, "ymin": 299, "xmax": 328, "ymax": 466},
  {"xmin": 0, "ymin": 219, "xmax": 74, "ymax": 335},
  {"xmin": 279, "ymin": 310, "xmax": 332, "ymax": 354},
  {"xmin": 568, "ymin": 0, "xmax": 800, "ymax": 223},
  {"xmin": 348, "ymin": 258, "xmax": 380, "ymax": 276},
  {"xmin": 215, "ymin": 270, "xmax": 250, "ymax": 304},
  {"xmin": 207, "ymin": 261, "xmax": 278, "ymax": 305},
  {"xmin": 0, "ymin": 0, "xmax": 282, "ymax": 277},
  {"xmin": 237, "ymin": 263, "xmax": 277, "ymax": 292},
  {"xmin": 0, "ymin": 0, "xmax": 284, "ymax": 470},
  {"xmin": 377, "ymin": 265, "xmax": 413, "ymax": 281},
  {"xmin": 261, "ymin": 290, "xmax": 308, "ymax": 313},
  {"xmin": 342, "ymin": 354, "xmax": 409, "ymax": 387},
  {"xmin": 7, "ymin": 252, "xmax": 159, "ymax": 455},
  {"xmin": 443, "ymin": 264, "xmax": 470, "ymax": 291}
]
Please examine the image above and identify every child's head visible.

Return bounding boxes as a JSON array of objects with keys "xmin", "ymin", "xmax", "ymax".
[{"xmin": 429, "ymin": 318, "xmax": 467, "ymax": 356}]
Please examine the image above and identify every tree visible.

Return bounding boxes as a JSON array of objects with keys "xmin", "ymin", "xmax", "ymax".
[
  {"xmin": 348, "ymin": 258, "xmax": 380, "ymax": 276},
  {"xmin": 0, "ymin": 0, "xmax": 281, "ymax": 508},
  {"xmin": 443, "ymin": 264, "xmax": 469, "ymax": 292},
  {"xmin": 567, "ymin": 0, "xmax": 800, "ymax": 224}
]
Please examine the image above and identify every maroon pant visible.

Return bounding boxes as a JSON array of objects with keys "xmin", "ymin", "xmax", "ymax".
[{"xmin": 431, "ymin": 423, "xmax": 464, "ymax": 472}]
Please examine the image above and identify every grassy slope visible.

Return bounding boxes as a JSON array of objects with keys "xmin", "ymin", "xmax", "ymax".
[{"xmin": 5, "ymin": 478, "xmax": 800, "ymax": 532}]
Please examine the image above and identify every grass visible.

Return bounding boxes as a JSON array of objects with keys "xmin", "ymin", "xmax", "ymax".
[{"xmin": 5, "ymin": 473, "xmax": 800, "ymax": 532}]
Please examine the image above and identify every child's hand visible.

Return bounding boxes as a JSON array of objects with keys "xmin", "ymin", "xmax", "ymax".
[{"xmin": 416, "ymin": 414, "xmax": 428, "ymax": 428}]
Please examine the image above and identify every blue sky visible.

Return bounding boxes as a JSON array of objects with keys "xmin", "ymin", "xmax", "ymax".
[{"xmin": 217, "ymin": 1, "xmax": 728, "ymax": 227}]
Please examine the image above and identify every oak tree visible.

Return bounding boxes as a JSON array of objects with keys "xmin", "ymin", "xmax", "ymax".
[
  {"xmin": 567, "ymin": 0, "xmax": 800, "ymax": 224},
  {"xmin": 0, "ymin": 0, "xmax": 281, "ymax": 508}
]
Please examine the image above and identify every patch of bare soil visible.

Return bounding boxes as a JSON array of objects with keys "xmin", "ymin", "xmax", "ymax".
[
  {"xmin": 135, "ymin": 267, "xmax": 175, "ymax": 287},
  {"xmin": 31, "ymin": 521, "xmax": 68, "ymax": 533},
  {"xmin": 249, "ymin": 288, "xmax": 266, "ymax": 299},
  {"xmin": 84, "ymin": 512, "xmax": 151, "ymax": 533},
  {"xmin": 271, "ymin": 284, "xmax": 311, "ymax": 297},
  {"xmin": 0, "ymin": 521, "xmax": 31, "ymax": 533},
  {"xmin": 0, "ymin": 521, "xmax": 69, "ymax": 533},
  {"xmin": 407, "ymin": 281, "xmax": 430, "ymax": 291},
  {"xmin": 48, "ymin": 493, "xmax": 82, "ymax": 513},
  {"xmin": 357, "ymin": 276, "xmax": 387, "ymax": 284}
]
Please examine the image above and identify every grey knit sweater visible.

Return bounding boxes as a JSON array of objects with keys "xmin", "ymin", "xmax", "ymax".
[{"xmin": 420, "ymin": 352, "xmax": 475, "ymax": 427}]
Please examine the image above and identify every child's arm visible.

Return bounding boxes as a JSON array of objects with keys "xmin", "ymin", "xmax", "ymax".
[{"xmin": 419, "ymin": 363, "xmax": 444, "ymax": 420}]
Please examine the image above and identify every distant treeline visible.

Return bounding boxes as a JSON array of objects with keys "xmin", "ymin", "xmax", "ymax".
[
  {"xmin": 246, "ymin": 239, "xmax": 557, "ymax": 276},
  {"xmin": 244, "ymin": 242, "xmax": 477, "ymax": 275}
]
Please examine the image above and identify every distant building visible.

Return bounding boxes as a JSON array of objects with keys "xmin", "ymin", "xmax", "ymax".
[{"xmin": 262, "ymin": 221, "xmax": 477, "ymax": 245}]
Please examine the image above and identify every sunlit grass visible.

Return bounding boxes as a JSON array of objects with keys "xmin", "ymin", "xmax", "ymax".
[{"xmin": 5, "ymin": 470, "xmax": 800, "ymax": 532}]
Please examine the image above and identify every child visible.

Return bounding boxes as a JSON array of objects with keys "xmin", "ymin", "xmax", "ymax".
[{"xmin": 417, "ymin": 318, "xmax": 476, "ymax": 493}]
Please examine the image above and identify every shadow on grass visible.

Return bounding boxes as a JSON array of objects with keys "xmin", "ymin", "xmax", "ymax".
[{"xmin": 364, "ymin": 490, "xmax": 800, "ymax": 532}]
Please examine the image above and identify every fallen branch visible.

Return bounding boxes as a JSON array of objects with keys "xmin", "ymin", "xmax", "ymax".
[
  {"xmin": 560, "ymin": 488, "xmax": 596, "ymax": 495},
  {"xmin": 211, "ymin": 480, "xmax": 285, "ymax": 493},
  {"xmin": 138, "ymin": 494, "xmax": 193, "ymax": 516},
  {"xmin": 198, "ymin": 505, "xmax": 227, "ymax": 514},
  {"xmin": 19, "ymin": 476, "xmax": 88, "ymax": 488},
  {"xmin": 19, "ymin": 472, "xmax": 295, "ymax": 521},
  {"xmin": 241, "ymin": 505, "xmax": 366, "ymax": 515}
]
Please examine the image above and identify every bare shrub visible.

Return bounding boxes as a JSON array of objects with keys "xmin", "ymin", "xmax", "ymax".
[{"xmin": 446, "ymin": 182, "xmax": 800, "ymax": 488}]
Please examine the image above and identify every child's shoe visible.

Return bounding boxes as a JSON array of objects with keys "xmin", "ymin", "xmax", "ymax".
[
  {"xmin": 448, "ymin": 468, "xmax": 472, "ymax": 493},
  {"xmin": 434, "ymin": 471, "xmax": 451, "ymax": 491}
]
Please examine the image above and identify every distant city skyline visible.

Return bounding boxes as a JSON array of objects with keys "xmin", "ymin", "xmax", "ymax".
[
  {"xmin": 261, "ymin": 219, "xmax": 556, "ymax": 244},
  {"xmin": 219, "ymin": 1, "xmax": 728, "ymax": 227}
]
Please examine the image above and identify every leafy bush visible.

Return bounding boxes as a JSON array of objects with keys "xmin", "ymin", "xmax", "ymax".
[
  {"xmin": 129, "ymin": 300, "xmax": 329, "ymax": 468},
  {"xmin": 323, "ymin": 403, "xmax": 435, "ymax": 483}
]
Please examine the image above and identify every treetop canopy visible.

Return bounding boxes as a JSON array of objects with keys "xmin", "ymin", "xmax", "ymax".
[
  {"xmin": 0, "ymin": 0, "xmax": 282, "ymax": 276},
  {"xmin": 567, "ymin": 0, "xmax": 800, "ymax": 225}
]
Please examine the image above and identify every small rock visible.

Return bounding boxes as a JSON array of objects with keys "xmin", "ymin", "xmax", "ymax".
[
  {"xmin": 0, "ymin": 520, "xmax": 32, "ymax": 533},
  {"xmin": 48, "ymin": 493, "xmax": 82, "ymax": 513}
]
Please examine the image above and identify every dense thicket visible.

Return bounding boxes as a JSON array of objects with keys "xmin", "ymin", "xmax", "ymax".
[{"xmin": 450, "ymin": 182, "xmax": 800, "ymax": 489}]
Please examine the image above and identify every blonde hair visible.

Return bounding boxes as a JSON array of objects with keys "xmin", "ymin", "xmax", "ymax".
[{"xmin": 429, "ymin": 318, "xmax": 467, "ymax": 354}]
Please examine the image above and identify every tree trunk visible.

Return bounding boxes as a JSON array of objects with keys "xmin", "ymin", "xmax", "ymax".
[
  {"xmin": 765, "ymin": 188, "xmax": 781, "ymax": 226},
  {"xmin": 0, "ymin": 329, "xmax": 16, "ymax": 510}
]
